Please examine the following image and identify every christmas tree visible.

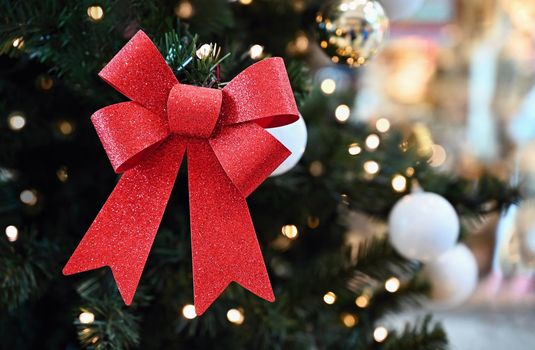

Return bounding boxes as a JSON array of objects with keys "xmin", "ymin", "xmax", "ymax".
[{"xmin": 0, "ymin": 1, "xmax": 519, "ymax": 349}]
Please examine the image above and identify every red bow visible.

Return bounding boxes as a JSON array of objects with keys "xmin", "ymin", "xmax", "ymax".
[{"xmin": 63, "ymin": 31, "xmax": 298, "ymax": 315}]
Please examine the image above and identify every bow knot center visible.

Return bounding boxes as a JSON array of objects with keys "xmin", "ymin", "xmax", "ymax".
[{"xmin": 167, "ymin": 84, "xmax": 222, "ymax": 139}]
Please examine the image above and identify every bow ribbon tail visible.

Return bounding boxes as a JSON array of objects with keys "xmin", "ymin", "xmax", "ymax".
[
  {"xmin": 187, "ymin": 140, "xmax": 275, "ymax": 315},
  {"xmin": 63, "ymin": 139, "xmax": 186, "ymax": 304}
]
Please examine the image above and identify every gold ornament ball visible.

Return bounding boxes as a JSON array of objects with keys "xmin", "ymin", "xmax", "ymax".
[{"xmin": 316, "ymin": 0, "xmax": 389, "ymax": 67}]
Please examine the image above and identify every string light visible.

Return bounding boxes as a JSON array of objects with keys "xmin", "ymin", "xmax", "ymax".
[
  {"xmin": 249, "ymin": 44, "xmax": 264, "ymax": 60},
  {"xmin": 37, "ymin": 74, "xmax": 54, "ymax": 91},
  {"xmin": 58, "ymin": 120, "xmax": 74, "ymax": 135},
  {"xmin": 348, "ymin": 143, "xmax": 361, "ymax": 156},
  {"xmin": 175, "ymin": 1, "xmax": 194, "ymax": 19},
  {"xmin": 406, "ymin": 167, "xmax": 415, "ymax": 177},
  {"xmin": 391, "ymin": 174, "xmax": 407, "ymax": 193},
  {"xmin": 182, "ymin": 304, "xmax": 197, "ymax": 319},
  {"xmin": 355, "ymin": 295, "xmax": 369, "ymax": 308},
  {"xmin": 5, "ymin": 225, "xmax": 19, "ymax": 242},
  {"xmin": 320, "ymin": 79, "xmax": 336, "ymax": 94},
  {"xmin": 196, "ymin": 44, "xmax": 212, "ymax": 59},
  {"xmin": 57, "ymin": 166, "xmax": 69, "ymax": 183},
  {"xmin": 87, "ymin": 5, "xmax": 104, "ymax": 21},
  {"xmin": 373, "ymin": 326, "xmax": 388, "ymax": 342},
  {"xmin": 309, "ymin": 161, "xmax": 324, "ymax": 177},
  {"xmin": 281, "ymin": 225, "xmax": 298, "ymax": 239},
  {"xmin": 331, "ymin": 56, "xmax": 339, "ymax": 63},
  {"xmin": 323, "ymin": 291, "xmax": 336, "ymax": 305},
  {"xmin": 307, "ymin": 216, "xmax": 320, "ymax": 229},
  {"xmin": 7, "ymin": 112, "xmax": 26, "ymax": 131},
  {"xmin": 293, "ymin": 32, "xmax": 309, "ymax": 54},
  {"xmin": 79, "ymin": 311, "xmax": 95, "ymax": 324},
  {"xmin": 335, "ymin": 104, "xmax": 351, "ymax": 123},
  {"xmin": 320, "ymin": 40, "xmax": 328, "ymax": 48},
  {"xmin": 226, "ymin": 308, "xmax": 244, "ymax": 325},
  {"xmin": 341, "ymin": 313, "xmax": 358, "ymax": 328},
  {"xmin": 12, "ymin": 37, "xmax": 24, "ymax": 49},
  {"xmin": 376, "ymin": 118, "xmax": 391, "ymax": 133},
  {"xmin": 363, "ymin": 161, "xmax": 380, "ymax": 175},
  {"xmin": 365, "ymin": 134, "xmax": 380, "ymax": 150},
  {"xmin": 429, "ymin": 144, "xmax": 447, "ymax": 167},
  {"xmin": 20, "ymin": 189, "xmax": 38, "ymax": 206},
  {"xmin": 239, "ymin": 0, "xmax": 253, "ymax": 4},
  {"xmin": 384, "ymin": 277, "xmax": 400, "ymax": 293}
]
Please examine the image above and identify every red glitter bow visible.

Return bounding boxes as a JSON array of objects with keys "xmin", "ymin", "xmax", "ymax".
[{"xmin": 63, "ymin": 31, "xmax": 298, "ymax": 315}]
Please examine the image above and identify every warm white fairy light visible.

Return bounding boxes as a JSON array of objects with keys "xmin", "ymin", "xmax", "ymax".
[
  {"xmin": 365, "ymin": 134, "xmax": 380, "ymax": 150},
  {"xmin": 20, "ymin": 189, "xmax": 38, "ymax": 206},
  {"xmin": 249, "ymin": 44, "xmax": 264, "ymax": 60},
  {"xmin": 239, "ymin": 0, "xmax": 253, "ymax": 4},
  {"xmin": 341, "ymin": 313, "xmax": 357, "ymax": 328},
  {"xmin": 87, "ymin": 5, "xmax": 104, "ymax": 21},
  {"xmin": 363, "ymin": 161, "xmax": 380, "ymax": 175},
  {"xmin": 175, "ymin": 1, "xmax": 194, "ymax": 19},
  {"xmin": 373, "ymin": 326, "xmax": 388, "ymax": 342},
  {"xmin": 182, "ymin": 304, "xmax": 197, "ymax": 319},
  {"xmin": 58, "ymin": 120, "xmax": 74, "ymax": 135},
  {"xmin": 348, "ymin": 143, "xmax": 362, "ymax": 156},
  {"xmin": 5, "ymin": 225, "xmax": 18, "ymax": 242},
  {"xmin": 429, "ymin": 144, "xmax": 447, "ymax": 167},
  {"xmin": 79, "ymin": 311, "xmax": 95, "ymax": 324},
  {"xmin": 355, "ymin": 295, "xmax": 369, "ymax": 308},
  {"xmin": 376, "ymin": 118, "xmax": 391, "ymax": 133},
  {"xmin": 384, "ymin": 277, "xmax": 401, "ymax": 293},
  {"xmin": 323, "ymin": 291, "xmax": 336, "ymax": 305},
  {"xmin": 226, "ymin": 308, "xmax": 244, "ymax": 325},
  {"xmin": 320, "ymin": 79, "xmax": 336, "ymax": 94},
  {"xmin": 196, "ymin": 44, "xmax": 212, "ymax": 59},
  {"xmin": 335, "ymin": 104, "xmax": 351, "ymax": 123},
  {"xmin": 8, "ymin": 112, "xmax": 26, "ymax": 131},
  {"xmin": 281, "ymin": 225, "xmax": 298, "ymax": 239},
  {"xmin": 391, "ymin": 174, "xmax": 407, "ymax": 193},
  {"xmin": 12, "ymin": 37, "xmax": 24, "ymax": 49}
]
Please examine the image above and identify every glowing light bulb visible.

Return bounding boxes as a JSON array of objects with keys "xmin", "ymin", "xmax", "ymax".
[
  {"xmin": 323, "ymin": 291, "xmax": 336, "ymax": 305},
  {"xmin": 355, "ymin": 295, "xmax": 369, "ymax": 308},
  {"xmin": 365, "ymin": 134, "xmax": 380, "ymax": 150},
  {"xmin": 373, "ymin": 326, "xmax": 388, "ymax": 342},
  {"xmin": 385, "ymin": 277, "xmax": 400, "ymax": 293},
  {"xmin": 175, "ymin": 1, "xmax": 194, "ymax": 18},
  {"xmin": 87, "ymin": 6, "xmax": 104, "ymax": 21},
  {"xmin": 363, "ymin": 161, "xmax": 380, "ymax": 175},
  {"xmin": 309, "ymin": 161, "xmax": 324, "ymax": 177},
  {"xmin": 12, "ymin": 37, "xmax": 24, "ymax": 49},
  {"xmin": 391, "ymin": 175, "xmax": 407, "ymax": 193},
  {"xmin": 376, "ymin": 118, "xmax": 391, "ymax": 133},
  {"xmin": 196, "ymin": 44, "xmax": 212, "ymax": 59},
  {"xmin": 79, "ymin": 311, "xmax": 95, "ymax": 324},
  {"xmin": 335, "ymin": 104, "xmax": 351, "ymax": 123},
  {"xmin": 5, "ymin": 225, "xmax": 18, "ymax": 242},
  {"xmin": 320, "ymin": 79, "xmax": 336, "ymax": 94},
  {"xmin": 182, "ymin": 304, "xmax": 197, "ymax": 319},
  {"xmin": 249, "ymin": 44, "xmax": 264, "ymax": 60},
  {"xmin": 57, "ymin": 166, "xmax": 69, "ymax": 183},
  {"xmin": 8, "ymin": 112, "xmax": 26, "ymax": 131},
  {"xmin": 239, "ymin": 0, "xmax": 253, "ymax": 4},
  {"xmin": 20, "ymin": 189, "xmax": 38, "ymax": 206},
  {"xmin": 281, "ymin": 225, "xmax": 298, "ymax": 239},
  {"xmin": 341, "ymin": 313, "xmax": 357, "ymax": 328},
  {"xmin": 226, "ymin": 308, "xmax": 244, "ymax": 325},
  {"xmin": 58, "ymin": 120, "xmax": 74, "ymax": 135},
  {"xmin": 348, "ymin": 143, "xmax": 362, "ymax": 156},
  {"xmin": 429, "ymin": 144, "xmax": 447, "ymax": 167}
]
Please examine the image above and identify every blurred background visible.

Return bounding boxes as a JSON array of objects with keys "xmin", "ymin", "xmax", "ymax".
[{"xmin": 2, "ymin": 0, "xmax": 535, "ymax": 349}]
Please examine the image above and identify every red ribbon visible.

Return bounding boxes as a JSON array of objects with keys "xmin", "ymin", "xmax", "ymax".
[{"xmin": 63, "ymin": 31, "xmax": 298, "ymax": 315}]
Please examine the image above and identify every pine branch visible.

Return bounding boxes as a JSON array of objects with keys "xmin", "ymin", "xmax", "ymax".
[{"xmin": 381, "ymin": 315, "xmax": 448, "ymax": 350}]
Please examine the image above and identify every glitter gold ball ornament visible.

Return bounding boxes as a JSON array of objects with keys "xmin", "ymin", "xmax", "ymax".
[{"xmin": 316, "ymin": 0, "xmax": 389, "ymax": 67}]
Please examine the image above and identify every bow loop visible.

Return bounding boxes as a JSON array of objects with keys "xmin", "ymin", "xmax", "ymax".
[
  {"xmin": 91, "ymin": 102, "xmax": 170, "ymax": 173},
  {"xmin": 221, "ymin": 57, "xmax": 299, "ymax": 128}
]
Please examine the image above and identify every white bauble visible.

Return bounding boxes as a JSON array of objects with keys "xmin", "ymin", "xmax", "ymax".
[
  {"xmin": 380, "ymin": 0, "xmax": 425, "ymax": 21},
  {"xmin": 267, "ymin": 114, "xmax": 307, "ymax": 176},
  {"xmin": 388, "ymin": 191, "xmax": 460, "ymax": 261},
  {"xmin": 424, "ymin": 244, "xmax": 478, "ymax": 309}
]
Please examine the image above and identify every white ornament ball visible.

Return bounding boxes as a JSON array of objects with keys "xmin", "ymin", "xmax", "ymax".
[
  {"xmin": 380, "ymin": 0, "xmax": 425, "ymax": 21},
  {"xmin": 388, "ymin": 191, "xmax": 460, "ymax": 261},
  {"xmin": 267, "ymin": 114, "xmax": 307, "ymax": 177},
  {"xmin": 424, "ymin": 244, "xmax": 478, "ymax": 309}
]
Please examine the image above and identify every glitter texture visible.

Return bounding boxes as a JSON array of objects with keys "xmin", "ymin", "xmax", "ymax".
[{"xmin": 63, "ymin": 30, "xmax": 299, "ymax": 315}]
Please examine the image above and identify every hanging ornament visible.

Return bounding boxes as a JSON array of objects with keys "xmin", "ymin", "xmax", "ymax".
[
  {"xmin": 423, "ymin": 244, "xmax": 478, "ymax": 308},
  {"xmin": 316, "ymin": 0, "xmax": 389, "ymax": 67},
  {"xmin": 267, "ymin": 114, "xmax": 307, "ymax": 176},
  {"xmin": 388, "ymin": 191, "xmax": 460, "ymax": 261},
  {"xmin": 380, "ymin": 0, "xmax": 425, "ymax": 21}
]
